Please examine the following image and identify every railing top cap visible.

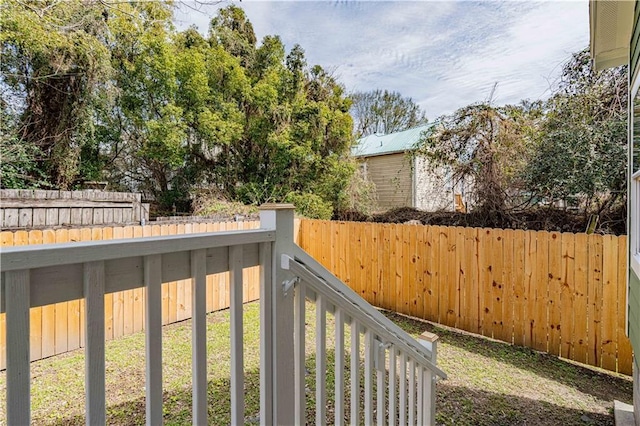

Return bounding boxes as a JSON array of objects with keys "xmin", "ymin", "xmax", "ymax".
[
  {"xmin": 0, "ymin": 228, "xmax": 276, "ymax": 272},
  {"xmin": 418, "ymin": 331, "xmax": 439, "ymax": 343},
  {"xmin": 258, "ymin": 203, "xmax": 295, "ymax": 211}
]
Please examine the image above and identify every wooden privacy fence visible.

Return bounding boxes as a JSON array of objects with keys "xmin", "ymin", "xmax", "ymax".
[
  {"xmin": 1, "ymin": 189, "xmax": 149, "ymax": 229},
  {"xmin": 0, "ymin": 221, "xmax": 262, "ymax": 369},
  {"xmin": 299, "ymin": 220, "xmax": 633, "ymax": 375}
]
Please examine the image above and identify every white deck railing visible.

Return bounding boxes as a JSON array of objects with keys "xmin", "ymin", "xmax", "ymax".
[
  {"xmin": 0, "ymin": 204, "xmax": 445, "ymax": 425},
  {"xmin": 284, "ymin": 248, "xmax": 446, "ymax": 425}
]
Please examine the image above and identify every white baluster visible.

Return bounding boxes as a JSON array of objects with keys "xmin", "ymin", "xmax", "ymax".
[
  {"xmin": 364, "ymin": 328, "xmax": 374, "ymax": 425},
  {"xmin": 335, "ymin": 308, "xmax": 345, "ymax": 426},
  {"xmin": 294, "ymin": 280, "xmax": 306, "ymax": 424},
  {"xmin": 191, "ymin": 249, "xmax": 207, "ymax": 425},
  {"xmin": 144, "ymin": 254, "xmax": 163, "ymax": 426},
  {"xmin": 229, "ymin": 245, "xmax": 244, "ymax": 425},
  {"xmin": 408, "ymin": 358, "xmax": 416, "ymax": 425},
  {"xmin": 350, "ymin": 321, "xmax": 360, "ymax": 426},
  {"xmin": 84, "ymin": 261, "xmax": 106, "ymax": 425},
  {"xmin": 316, "ymin": 294, "xmax": 327, "ymax": 426},
  {"xmin": 417, "ymin": 366, "xmax": 424, "ymax": 426},
  {"xmin": 376, "ymin": 343, "xmax": 385, "ymax": 426},
  {"xmin": 388, "ymin": 348, "xmax": 397, "ymax": 426},
  {"xmin": 399, "ymin": 352, "xmax": 407, "ymax": 426}
]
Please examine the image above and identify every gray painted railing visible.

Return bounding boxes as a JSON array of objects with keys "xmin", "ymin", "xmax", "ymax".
[
  {"xmin": 0, "ymin": 204, "xmax": 445, "ymax": 425},
  {"xmin": 283, "ymin": 248, "xmax": 446, "ymax": 425}
]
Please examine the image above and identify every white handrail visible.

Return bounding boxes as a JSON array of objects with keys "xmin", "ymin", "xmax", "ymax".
[
  {"xmin": 0, "ymin": 228, "xmax": 275, "ymax": 271},
  {"xmin": 284, "ymin": 248, "xmax": 447, "ymax": 378},
  {"xmin": 0, "ymin": 231, "xmax": 274, "ymax": 311}
]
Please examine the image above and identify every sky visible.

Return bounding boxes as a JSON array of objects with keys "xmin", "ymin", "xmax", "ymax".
[{"xmin": 174, "ymin": 1, "xmax": 589, "ymax": 119}]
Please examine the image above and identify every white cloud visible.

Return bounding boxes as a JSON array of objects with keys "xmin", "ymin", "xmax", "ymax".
[{"xmin": 174, "ymin": 1, "xmax": 590, "ymax": 119}]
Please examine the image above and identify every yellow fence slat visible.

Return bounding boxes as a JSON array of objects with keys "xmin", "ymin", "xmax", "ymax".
[
  {"xmin": 183, "ymin": 223, "xmax": 194, "ymax": 320},
  {"xmin": 467, "ymin": 227, "xmax": 480, "ymax": 334},
  {"xmin": 617, "ymin": 236, "xmax": 633, "ymax": 375},
  {"xmin": 533, "ymin": 231, "xmax": 549, "ymax": 353},
  {"xmin": 560, "ymin": 233, "xmax": 575, "ymax": 360},
  {"xmin": 380, "ymin": 223, "xmax": 391, "ymax": 313},
  {"xmin": 512, "ymin": 230, "xmax": 526, "ymax": 347},
  {"xmin": 0, "ymin": 232, "xmax": 13, "ymax": 369},
  {"xmin": 103, "ymin": 227, "xmax": 115, "ymax": 339},
  {"xmin": 491, "ymin": 229, "xmax": 505, "ymax": 342},
  {"xmin": 444, "ymin": 226, "xmax": 457, "ymax": 328},
  {"xmin": 364, "ymin": 223, "xmax": 375, "ymax": 307},
  {"xmin": 547, "ymin": 232, "xmax": 563, "ymax": 357},
  {"xmin": 29, "ymin": 230, "xmax": 44, "ymax": 361},
  {"xmin": 111, "ymin": 227, "xmax": 124, "ymax": 339},
  {"xmin": 501, "ymin": 229, "xmax": 515, "ymax": 345},
  {"xmin": 401, "ymin": 223, "xmax": 412, "ymax": 316},
  {"xmin": 524, "ymin": 230, "xmax": 535, "ymax": 348},
  {"xmin": 573, "ymin": 233, "xmax": 589, "ymax": 364},
  {"xmin": 419, "ymin": 225, "xmax": 431, "ymax": 322},
  {"xmin": 132, "ymin": 226, "xmax": 145, "ymax": 331},
  {"xmin": 479, "ymin": 229, "xmax": 493, "ymax": 338},
  {"xmin": 418, "ymin": 225, "xmax": 429, "ymax": 318},
  {"xmin": 601, "ymin": 235, "xmax": 619, "ymax": 372},
  {"xmin": 588, "ymin": 234, "xmax": 603, "ymax": 367}
]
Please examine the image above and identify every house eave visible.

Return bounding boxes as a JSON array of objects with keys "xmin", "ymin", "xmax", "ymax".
[
  {"xmin": 353, "ymin": 149, "xmax": 413, "ymax": 159},
  {"xmin": 589, "ymin": 0, "xmax": 634, "ymax": 71}
]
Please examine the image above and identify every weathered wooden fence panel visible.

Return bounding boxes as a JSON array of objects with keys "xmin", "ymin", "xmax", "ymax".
[
  {"xmin": 0, "ymin": 189, "xmax": 149, "ymax": 229},
  {"xmin": 0, "ymin": 220, "xmax": 261, "ymax": 368},
  {"xmin": 298, "ymin": 220, "xmax": 633, "ymax": 375}
]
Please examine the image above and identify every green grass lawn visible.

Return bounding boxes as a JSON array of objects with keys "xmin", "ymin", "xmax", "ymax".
[{"xmin": 0, "ymin": 301, "xmax": 632, "ymax": 425}]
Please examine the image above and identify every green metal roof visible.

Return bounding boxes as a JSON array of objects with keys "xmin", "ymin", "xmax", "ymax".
[{"xmin": 351, "ymin": 124, "xmax": 432, "ymax": 158}]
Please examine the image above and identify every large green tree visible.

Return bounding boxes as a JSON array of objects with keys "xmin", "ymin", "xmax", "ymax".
[
  {"xmin": 101, "ymin": 2, "xmax": 204, "ymax": 209},
  {"xmin": 1, "ymin": 0, "xmax": 111, "ymax": 188},
  {"xmin": 525, "ymin": 49, "xmax": 627, "ymax": 218},
  {"xmin": 416, "ymin": 102, "xmax": 539, "ymax": 214},
  {"xmin": 1, "ymin": 2, "xmax": 355, "ymax": 217},
  {"xmin": 416, "ymin": 48, "xmax": 626, "ymax": 231},
  {"xmin": 350, "ymin": 89, "xmax": 428, "ymax": 137}
]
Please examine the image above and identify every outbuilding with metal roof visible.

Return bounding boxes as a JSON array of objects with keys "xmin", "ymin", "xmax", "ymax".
[{"xmin": 352, "ymin": 125, "xmax": 469, "ymax": 212}]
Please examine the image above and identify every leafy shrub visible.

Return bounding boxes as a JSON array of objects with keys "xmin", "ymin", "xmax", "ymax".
[
  {"xmin": 341, "ymin": 164, "xmax": 378, "ymax": 216},
  {"xmin": 284, "ymin": 191, "xmax": 333, "ymax": 220}
]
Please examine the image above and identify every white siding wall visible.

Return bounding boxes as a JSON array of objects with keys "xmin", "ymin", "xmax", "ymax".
[
  {"xmin": 362, "ymin": 153, "xmax": 413, "ymax": 211},
  {"xmin": 413, "ymin": 156, "xmax": 454, "ymax": 212},
  {"xmin": 361, "ymin": 153, "xmax": 471, "ymax": 212}
]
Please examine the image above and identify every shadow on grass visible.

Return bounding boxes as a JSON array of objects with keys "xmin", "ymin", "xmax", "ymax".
[
  {"xmin": 436, "ymin": 382, "xmax": 615, "ymax": 426},
  {"xmin": 382, "ymin": 310, "xmax": 633, "ymax": 407},
  {"xmin": 49, "ymin": 353, "xmax": 337, "ymax": 426},
  {"xmin": 36, "ymin": 304, "xmax": 631, "ymax": 426},
  {"xmin": 48, "ymin": 366, "xmax": 263, "ymax": 426},
  {"xmin": 45, "ymin": 344, "xmax": 623, "ymax": 426}
]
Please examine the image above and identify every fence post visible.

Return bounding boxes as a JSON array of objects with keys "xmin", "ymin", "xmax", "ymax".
[
  {"xmin": 259, "ymin": 204, "xmax": 296, "ymax": 425},
  {"xmin": 419, "ymin": 331, "xmax": 439, "ymax": 426}
]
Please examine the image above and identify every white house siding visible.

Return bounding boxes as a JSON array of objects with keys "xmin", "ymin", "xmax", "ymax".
[
  {"xmin": 362, "ymin": 153, "xmax": 413, "ymax": 211},
  {"xmin": 360, "ymin": 153, "xmax": 461, "ymax": 212},
  {"xmin": 413, "ymin": 156, "xmax": 455, "ymax": 211}
]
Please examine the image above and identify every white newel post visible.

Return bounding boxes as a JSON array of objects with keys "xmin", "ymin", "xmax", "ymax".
[
  {"xmin": 259, "ymin": 204, "xmax": 296, "ymax": 425},
  {"xmin": 419, "ymin": 331, "xmax": 439, "ymax": 426}
]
